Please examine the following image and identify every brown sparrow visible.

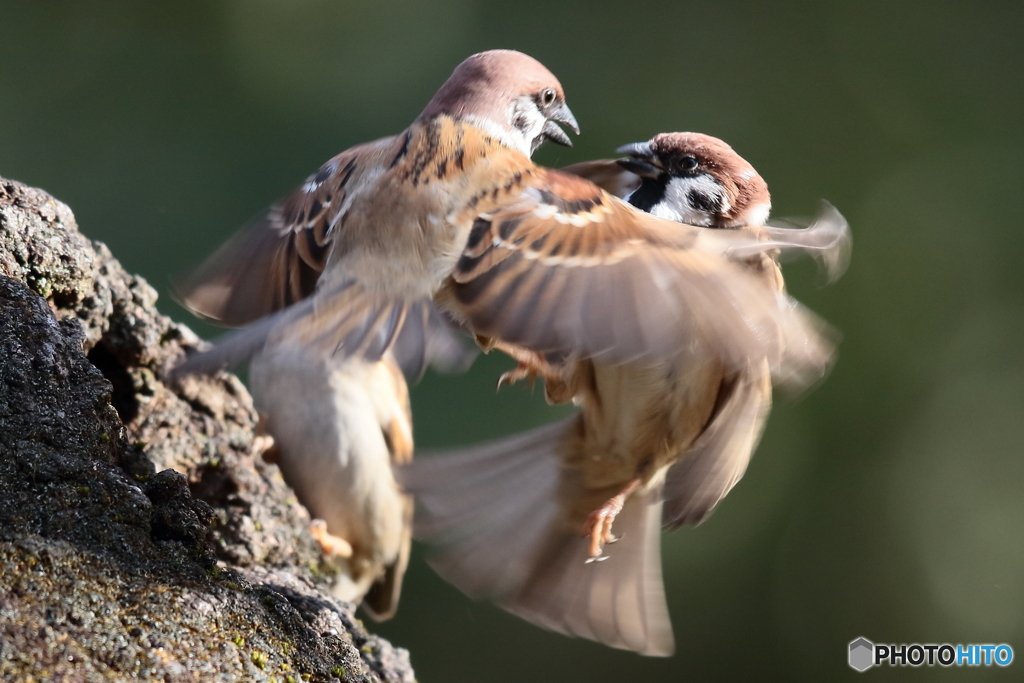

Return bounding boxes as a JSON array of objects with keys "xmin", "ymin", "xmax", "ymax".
[
  {"xmin": 249, "ymin": 343, "xmax": 414, "ymax": 619},
  {"xmin": 402, "ymin": 133, "xmax": 849, "ymax": 656},
  {"xmin": 173, "ymin": 49, "xmax": 580, "ymax": 377},
  {"xmin": 174, "ymin": 48, "xmax": 578, "ymax": 618}
]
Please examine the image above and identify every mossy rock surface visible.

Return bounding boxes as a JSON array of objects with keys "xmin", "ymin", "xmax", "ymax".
[{"xmin": 0, "ymin": 177, "xmax": 414, "ymax": 683}]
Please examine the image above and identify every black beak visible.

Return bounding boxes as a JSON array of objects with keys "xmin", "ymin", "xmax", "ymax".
[
  {"xmin": 614, "ymin": 141, "xmax": 662, "ymax": 178},
  {"xmin": 542, "ymin": 103, "xmax": 580, "ymax": 147}
]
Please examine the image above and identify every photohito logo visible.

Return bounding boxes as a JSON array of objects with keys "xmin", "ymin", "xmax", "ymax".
[{"xmin": 848, "ymin": 637, "xmax": 1013, "ymax": 671}]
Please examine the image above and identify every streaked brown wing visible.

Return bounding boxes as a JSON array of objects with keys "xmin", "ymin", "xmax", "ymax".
[
  {"xmin": 449, "ymin": 170, "xmax": 834, "ymax": 382},
  {"xmin": 561, "ymin": 159, "xmax": 641, "ymax": 199},
  {"xmin": 174, "ymin": 137, "xmax": 395, "ymax": 326}
]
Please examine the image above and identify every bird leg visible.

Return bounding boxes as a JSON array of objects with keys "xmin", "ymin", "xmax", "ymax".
[
  {"xmin": 494, "ymin": 345, "xmax": 560, "ymax": 390},
  {"xmin": 583, "ymin": 479, "xmax": 641, "ymax": 562},
  {"xmin": 310, "ymin": 519, "xmax": 353, "ymax": 559}
]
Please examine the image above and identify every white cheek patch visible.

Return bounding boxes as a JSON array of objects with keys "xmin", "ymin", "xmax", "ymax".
[
  {"xmin": 511, "ymin": 96, "xmax": 546, "ymax": 141},
  {"xmin": 653, "ymin": 175, "xmax": 725, "ymax": 226},
  {"xmin": 463, "ymin": 112, "xmax": 533, "ymax": 157}
]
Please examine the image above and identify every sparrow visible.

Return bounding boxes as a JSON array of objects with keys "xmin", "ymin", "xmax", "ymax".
[
  {"xmin": 172, "ymin": 49, "xmax": 581, "ymax": 377},
  {"xmin": 173, "ymin": 49, "xmax": 578, "ymax": 618},
  {"xmin": 402, "ymin": 133, "xmax": 849, "ymax": 656}
]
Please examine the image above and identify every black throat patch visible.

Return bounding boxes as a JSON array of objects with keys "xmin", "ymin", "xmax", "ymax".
[{"xmin": 628, "ymin": 176, "xmax": 669, "ymax": 213}]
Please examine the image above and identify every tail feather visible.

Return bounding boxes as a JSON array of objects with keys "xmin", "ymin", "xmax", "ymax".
[
  {"xmin": 508, "ymin": 483, "xmax": 673, "ymax": 656},
  {"xmin": 400, "ymin": 418, "xmax": 674, "ymax": 656},
  {"xmin": 404, "ymin": 421, "xmax": 564, "ymax": 597}
]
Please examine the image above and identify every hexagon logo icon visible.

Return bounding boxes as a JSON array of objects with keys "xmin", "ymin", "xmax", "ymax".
[{"xmin": 849, "ymin": 637, "xmax": 874, "ymax": 672}]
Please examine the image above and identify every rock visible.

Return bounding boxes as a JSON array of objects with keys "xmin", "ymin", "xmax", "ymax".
[{"xmin": 0, "ymin": 177, "xmax": 415, "ymax": 683}]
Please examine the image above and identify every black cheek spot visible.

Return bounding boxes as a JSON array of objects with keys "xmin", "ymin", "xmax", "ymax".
[
  {"xmin": 687, "ymin": 189, "xmax": 721, "ymax": 214},
  {"xmin": 454, "ymin": 147, "xmax": 465, "ymax": 170},
  {"xmin": 436, "ymin": 158, "xmax": 448, "ymax": 179}
]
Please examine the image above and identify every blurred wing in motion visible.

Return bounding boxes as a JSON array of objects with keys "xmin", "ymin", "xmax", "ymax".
[
  {"xmin": 560, "ymin": 159, "xmax": 641, "ymax": 200},
  {"xmin": 755, "ymin": 201, "xmax": 852, "ymax": 283},
  {"xmin": 448, "ymin": 169, "xmax": 834, "ymax": 385},
  {"xmin": 173, "ymin": 285, "xmax": 474, "ymax": 380},
  {"xmin": 401, "ymin": 418, "xmax": 674, "ymax": 656},
  {"xmin": 170, "ymin": 133, "xmax": 477, "ymax": 379},
  {"xmin": 509, "ymin": 481, "xmax": 673, "ymax": 656},
  {"xmin": 662, "ymin": 364, "xmax": 772, "ymax": 528},
  {"xmin": 174, "ymin": 143, "xmax": 385, "ymax": 326},
  {"xmin": 567, "ymin": 159, "xmax": 851, "ymax": 285}
]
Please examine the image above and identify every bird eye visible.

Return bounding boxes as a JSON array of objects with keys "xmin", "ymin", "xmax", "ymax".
[
  {"xmin": 677, "ymin": 155, "xmax": 699, "ymax": 173},
  {"xmin": 539, "ymin": 88, "xmax": 557, "ymax": 107}
]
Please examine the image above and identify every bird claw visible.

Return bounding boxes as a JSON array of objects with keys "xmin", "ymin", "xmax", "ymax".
[
  {"xmin": 581, "ymin": 479, "xmax": 641, "ymax": 560},
  {"xmin": 497, "ymin": 363, "xmax": 537, "ymax": 390},
  {"xmin": 582, "ymin": 503, "xmax": 623, "ymax": 559},
  {"xmin": 310, "ymin": 519, "xmax": 353, "ymax": 559}
]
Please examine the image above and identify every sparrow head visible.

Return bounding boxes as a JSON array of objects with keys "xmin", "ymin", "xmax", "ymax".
[
  {"xmin": 419, "ymin": 50, "xmax": 579, "ymax": 157},
  {"xmin": 616, "ymin": 132, "xmax": 770, "ymax": 228}
]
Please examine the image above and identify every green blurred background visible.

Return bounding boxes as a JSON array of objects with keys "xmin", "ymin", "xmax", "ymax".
[{"xmin": 3, "ymin": 1, "xmax": 1024, "ymax": 680}]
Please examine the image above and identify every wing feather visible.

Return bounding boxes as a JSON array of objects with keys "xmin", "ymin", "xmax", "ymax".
[
  {"xmin": 662, "ymin": 364, "xmax": 772, "ymax": 528},
  {"xmin": 174, "ymin": 138, "xmax": 395, "ymax": 326},
  {"xmin": 449, "ymin": 170, "xmax": 834, "ymax": 384},
  {"xmin": 561, "ymin": 159, "xmax": 642, "ymax": 199}
]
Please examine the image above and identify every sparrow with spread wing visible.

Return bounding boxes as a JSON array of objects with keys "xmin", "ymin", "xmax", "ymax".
[
  {"xmin": 173, "ymin": 49, "xmax": 577, "ymax": 617},
  {"xmin": 174, "ymin": 49, "xmax": 580, "ymax": 377},
  {"xmin": 403, "ymin": 133, "xmax": 849, "ymax": 656}
]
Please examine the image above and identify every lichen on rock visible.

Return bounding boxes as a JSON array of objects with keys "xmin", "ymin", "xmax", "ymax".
[{"xmin": 0, "ymin": 177, "xmax": 415, "ymax": 683}]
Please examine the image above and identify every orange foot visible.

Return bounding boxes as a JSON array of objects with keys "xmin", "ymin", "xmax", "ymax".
[
  {"xmin": 253, "ymin": 414, "xmax": 279, "ymax": 463},
  {"xmin": 496, "ymin": 347, "xmax": 559, "ymax": 390},
  {"xmin": 310, "ymin": 520, "xmax": 353, "ymax": 559},
  {"xmin": 582, "ymin": 479, "xmax": 641, "ymax": 562}
]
